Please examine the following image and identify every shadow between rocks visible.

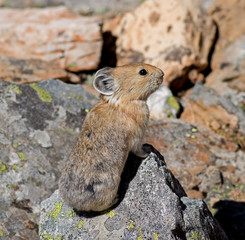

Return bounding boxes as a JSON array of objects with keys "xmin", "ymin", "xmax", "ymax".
[{"xmin": 213, "ymin": 200, "xmax": 245, "ymax": 240}]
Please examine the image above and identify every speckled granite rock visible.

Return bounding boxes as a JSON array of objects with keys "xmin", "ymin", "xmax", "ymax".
[
  {"xmin": 0, "ymin": 79, "xmax": 97, "ymax": 239},
  {"xmin": 39, "ymin": 152, "xmax": 227, "ymax": 240}
]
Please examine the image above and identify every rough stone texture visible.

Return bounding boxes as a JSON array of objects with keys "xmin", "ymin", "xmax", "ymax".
[
  {"xmin": 147, "ymin": 85, "xmax": 180, "ymax": 119},
  {"xmin": 206, "ymin": 183, "xmax": 245, "ymax": 240},
  {"xmin": 144, "ymin": 119, "xmax": 245, "ymax": 197},
  {"xmin": 0, "ymin": 79, "xmax": 97, "ymax": 239},
  {"xmin": 0, "ymin": 0, "xmax": 142, "ymax": 14},
  {"xmin": 39, "ymin": 153, "xmax": 227, "ymax": 240},
  {"xmin": 111, "ymin": 0, "xmax": 216, "ymax": 90},
  {"xmin": 181, "ymin": 84, "xmax": 245, "ymax": 149},
  {"xmin": 0, "ymin": 7, "xmax": 102, "ymax": 71},
  {"xmin": 205, "ymin": 0, "xmax": 245, "ymax": 70},
  {"xmin": 0, "ymin": 55, "xmax": 80, "ymax": 84}
]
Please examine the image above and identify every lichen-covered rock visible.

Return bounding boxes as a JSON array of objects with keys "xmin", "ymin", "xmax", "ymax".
[
  {"xmin": 39, "ymin": 152, "xmax": 227, "ymax": 239},
  {"xmin": 0, "ymin": 79, "xmax": 97, "ymax": 239},
  {"xmin": 111, "ymin": 0, "xmax": 216, "ymax": 90},
  {"xmin": 0, "ymin": 6, "xmax": 102, "ymax": 71}
]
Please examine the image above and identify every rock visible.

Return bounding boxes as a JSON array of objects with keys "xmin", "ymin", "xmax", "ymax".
[
  {"xmin": 147, "ymin": 85, "xmax": 180, "ymax": 119},
  {"xmin": 0, "ymin": 7, "xmax": 102, "ymax": 72},
  {"xmin": 144, "ymin": 118, "xmax": 244, "ymax": 195},
  {"xmin": 180, "ymin": 84, "xmax": 245, "ymax": 149},
  {"xmin": 39, "ymin": 152, "xmax": 227, "ymax": 240},
  {"xmin": 205, "ymin": 183, "xmax": 245, "ymax": 240},
  {"xmin": 0, "ymin": 55, "xmax": 80, "ymax": 84},
  {"xmin": 0, "ymin": 79, "xmax": 97, "ymax": 239},
  {"xmin": 111, "ymin": 0, "xmax": 216, "ymax": 91},
  {"xmin": 204, "ymin": 0, "xmax": 245, "ymax": 70}
]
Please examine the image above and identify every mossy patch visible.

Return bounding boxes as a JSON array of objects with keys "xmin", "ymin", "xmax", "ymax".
[
  {"xmin": 30, "ymin": 83, "xmax": 52, "ymax": 103},
  {"xmin": 47, "ymin": 202, "xmax": 63, "ymax": 221},
  {"xmin": 167, "ymin": 96, "xmax": 180, "ymax": 110},
  {"xmin": 0, "ymin": 230, "xmax": 4, "ymax": 237}
]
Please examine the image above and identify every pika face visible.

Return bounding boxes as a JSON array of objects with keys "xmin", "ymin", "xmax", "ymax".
[{"xmin": 59, "ymin": 63, "xmax": 164, "ymax": 212}]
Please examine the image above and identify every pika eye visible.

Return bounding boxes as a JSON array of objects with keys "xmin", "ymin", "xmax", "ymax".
[{"xmin": 139, "ymin": 69, "xmax": 147, "ymax": 75}]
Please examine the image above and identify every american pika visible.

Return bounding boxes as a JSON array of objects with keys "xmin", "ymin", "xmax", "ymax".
[{"xmin": 59, "ymin": 63, "xmax": 164, "ymax": 212}]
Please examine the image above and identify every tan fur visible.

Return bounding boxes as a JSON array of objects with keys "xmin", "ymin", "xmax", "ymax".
[{"xmin": 59, "ymin": 63, "xmax": 164, "ymax": 212}]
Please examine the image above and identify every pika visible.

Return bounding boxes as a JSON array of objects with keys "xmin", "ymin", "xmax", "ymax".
[{"xmin": 59, "ymin": 63, "xmax": 164, "ymax": 212}]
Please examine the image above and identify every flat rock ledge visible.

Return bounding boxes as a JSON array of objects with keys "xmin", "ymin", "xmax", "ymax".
[{"xmin": 39, "ymin": 152, "xmax": 228, "ymax": 240}]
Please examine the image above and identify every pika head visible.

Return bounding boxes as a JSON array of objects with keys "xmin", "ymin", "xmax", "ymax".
[{"xmin": 93, "ymin": 63, "xmax": 164, "ymax": 102}]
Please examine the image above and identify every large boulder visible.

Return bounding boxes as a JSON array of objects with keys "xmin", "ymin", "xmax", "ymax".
[
  {"xmin": 0, "ymin": 7, "xmax": 102, "ymax": 72},
  {"xmin": 0, "ymin": 79, "xmax": 97, "ymax": 239},
  {"xmin": 110, "ymin": 0, "xmax": 216, "ymax": 91},
  {"xmin": 39, "ymin": 152, "xmax": 227, "ymax": 240}
]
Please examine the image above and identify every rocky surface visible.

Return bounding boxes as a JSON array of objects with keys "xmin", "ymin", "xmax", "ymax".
[
  {"xmin": 0, "ymin": 0, "xmax": 244, "ymax": 239},
  {"xmin": 0, "ymin": 7, "xmax": 102, "ymax": 71},
  {"xmin": 109, "ymin": 0, "xmax": 216, "ymax": 91},
  {"xmin": 39, "ymin": 152, "xmax": 227, "ymax": 240},
  {"xmin": 0, "ymin": 55, "xmax": 80, "ymax": 84},
  {"xmin": 181, "ymin": 84, "xmax": 245, "ymax": 149},
  {"xmin": 0, "ymin": 80, "xmax": 97, "ymax": 239}
]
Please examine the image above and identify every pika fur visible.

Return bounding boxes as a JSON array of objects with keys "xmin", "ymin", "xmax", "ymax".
[{"xmin": 59, "ymin": 63, "xmax": 164, "ymax": 212}]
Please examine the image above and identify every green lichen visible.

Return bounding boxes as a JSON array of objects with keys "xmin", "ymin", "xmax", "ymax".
[
  {"xmin": 30, "ymin": 83, "xmax": 52, "ymax": 103},
  {"xmin": 0, "ymin": 162, "xmax": 7, "ymax": 175},
  {"xmin": 85, "ymin": 109, "xmax": 89, "ymax": 113},
  {"xmin": 13, "ymin": 142, "xmax": 21, "ymax": 148},
  {"xmin": 7, "ymin": 84, "xmax": 22, "ymax": 94},
  {"xmin": 128, "ymin": 220, "xmax": 135, "ymax": 230},
  {"xmin": 152, "ymin": 232, "xmax": 159, "ymax": 240},
  {"xmin": 0, "ymin": 230, "xmax": 4, "ymax": 236},
  {"xmin": 65, "ymin": 210, "xmax": 72, "ymax": 218},
  {"xmin": 17, "ymin": 152, "xmax": 27, "ymax": 161},
  {"xmin": 167, "ymin": 96, "xmax": 180, "ymax": 111},
  {"xmin": 137, "ymin": 228, "xmax": 143, "ymax": 240},
  {"xmin": 6, "ymin": 184, "xmax": 15, "ymax": 189},
  {"xmin": 188, "ymin": 231, "xmax": 204, "ymax": 240},
  {"xmin": 46, "ymin": 202, "xmax": 63, "ymax": 221},
  {"xmin": 41, "ymin": 233, "xmax": 62, "ymax": 240},
  {"xmin": 77, "ymin": 220, "xmax": 84, "ymax": 229}
]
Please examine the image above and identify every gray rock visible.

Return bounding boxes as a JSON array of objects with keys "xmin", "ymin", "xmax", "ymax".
[
  {"xmin": 0, "ymin": 79, "xmax": 97, "ymax": 239},
  {"xmin": 39, "ymin": 152, "xmax": 228, "ymax": 240}
]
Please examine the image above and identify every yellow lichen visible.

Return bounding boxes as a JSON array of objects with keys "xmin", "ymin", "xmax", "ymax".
[
  {"xmin": 137, "ymin": 228, "xmax": 143, "ymax": 240},
  {"xmin": 153, "ymin": 232, "xmax": 159, "ymax": 240},
  {"xmin": 17, "ymin": 152, "xmax": 27, "ymax": 161},
  {"xmin": 77, "ymin": 220, "xmax": 84, "ymax": 229},
  {"xmin": 30, "ymin": 83, "xmax": 52, "ymax": 103},
  {"xmin": 0, "ymin": 161, "xmax": 7, "ymax": 175},
  {"xmin": 7, "ymin": 84, "xmax": 22, "ymax": 94},
  {"xmin": 107, "ymin": 210, "xmax": 115, "ymax": 218},
  {"xmin": 128, "ymin": 220, "xmax": 135, "ymax": 230},
  {"xmin": 46, "ymin": 202, "xmax": 63, "ymax": 221},
  {"xmin": 65, "ymin": 210, "xmax": 72, "ymax": 218},
  {"xmin": 167, "ymin": 96, "xmax": 180, "ymax": 110}
]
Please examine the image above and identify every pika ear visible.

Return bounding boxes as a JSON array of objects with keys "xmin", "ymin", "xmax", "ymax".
[{"xmin": 93, "ymin": 67, "xmax": 115, "ymax": 95}]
